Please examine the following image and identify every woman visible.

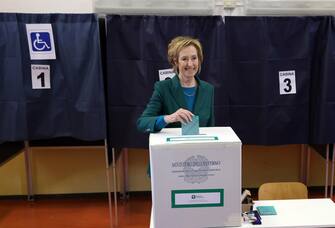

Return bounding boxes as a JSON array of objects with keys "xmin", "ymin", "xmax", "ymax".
[{"xmin": 137, "ymin": 36, "xmax": 214, "ymax": 133}]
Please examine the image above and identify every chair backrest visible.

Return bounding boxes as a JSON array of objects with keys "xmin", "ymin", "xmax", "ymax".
[{"xmin": 258, "ymin": 182, "xmax": 308, "ymax": 200}]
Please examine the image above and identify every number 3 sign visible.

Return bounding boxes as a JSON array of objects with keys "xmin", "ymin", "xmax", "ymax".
[
  {"xmin": 31, "ymin": 64, "xmax": 51, "ymax": 89},
  {"xmin": 279, "ymin": 70, "xmax": 296, "ymax": 95}
]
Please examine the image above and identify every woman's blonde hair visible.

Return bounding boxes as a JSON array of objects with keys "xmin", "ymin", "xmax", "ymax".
[{"xmin": 167, "ymin": 36, "xmax": 203, "ymax": 73}]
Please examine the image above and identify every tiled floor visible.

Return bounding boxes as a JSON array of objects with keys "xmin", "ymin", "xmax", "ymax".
[{"xmin": 0, "ymin": 189, "xmax": 333, "ymax": 228}]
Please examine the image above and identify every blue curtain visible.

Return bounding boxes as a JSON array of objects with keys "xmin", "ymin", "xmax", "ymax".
[
  {"xmin": 105, "ymin": 15, "xmax": 335, "ymax": 147},
  {"xmin": 225, "ymin": 17, "xmax": 320, "ymax": 144},
  {"xmin": 310, "ymin": 17, "xmax": 335, "ymax": 144},
  {"xmin": 2, "ymin": 14, "xmax": 335, "ymax": 148},
  {"xmin": 106, "ymin": 15, "xmax": 226, "ymax": 147},
  {"xmin": 0, "ymin": 13, "xmax": 106, "ymax": 141},
  {"xmin": 0, "ymin": 13, "xmax": 27, "ymax": 141}
]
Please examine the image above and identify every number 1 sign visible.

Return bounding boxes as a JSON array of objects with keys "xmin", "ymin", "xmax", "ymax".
[{"xmin": 31, "ymin": 64, "xmax": 51, "ymax": 89}]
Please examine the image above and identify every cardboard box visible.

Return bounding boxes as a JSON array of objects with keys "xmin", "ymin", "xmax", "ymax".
[{"xmin": 150, "ymin": 127, "xmax": 242, "ymax": 228}]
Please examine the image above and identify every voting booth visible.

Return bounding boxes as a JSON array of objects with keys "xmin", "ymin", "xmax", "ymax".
[{"xmin": 149, "ymin": 127, "xmax": 241, "ymax": 228}]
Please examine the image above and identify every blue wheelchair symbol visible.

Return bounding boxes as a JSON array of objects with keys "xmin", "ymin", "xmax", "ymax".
[{"xmin": 31, "ymin": 32, "xmax": 51, "ymax": 51}]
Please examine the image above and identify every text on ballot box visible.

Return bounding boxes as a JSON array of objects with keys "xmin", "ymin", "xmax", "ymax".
[{"xmin": 149, "ymin": 127, "xmax": 242, "ymax": 228}]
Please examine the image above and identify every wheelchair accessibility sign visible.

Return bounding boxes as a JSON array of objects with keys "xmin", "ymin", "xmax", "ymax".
[{"xmin": 26, "ymin": 24, "xmax": 56, "ymax": 60}]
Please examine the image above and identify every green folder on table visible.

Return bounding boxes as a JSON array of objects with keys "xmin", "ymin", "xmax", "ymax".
[{"xmin": 256, "ymin": 206, "xmax": 277, "ymax": 215}]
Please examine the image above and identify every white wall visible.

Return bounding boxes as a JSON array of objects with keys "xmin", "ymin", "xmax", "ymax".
[
  {"xmin": 0, "ymin": 0, "xmax": 94, "ymax": 13},
  {"xmin": 0, "ymin": 0, "xmax": 246, "ymax": 15}
]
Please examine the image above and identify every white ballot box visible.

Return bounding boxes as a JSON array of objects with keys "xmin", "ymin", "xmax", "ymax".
[{"xmin": 149, "ymin": 127, "xmax": 241, "ymax": 228}]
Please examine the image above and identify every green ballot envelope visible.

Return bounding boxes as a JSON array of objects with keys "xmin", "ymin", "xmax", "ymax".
[
  {"xmin": 256, "ymin": 206, "xmax": 277, "ymax": 215},
  {"xmin": 182, "ymin": 115, "xmax": 199, "ymax": 135}
]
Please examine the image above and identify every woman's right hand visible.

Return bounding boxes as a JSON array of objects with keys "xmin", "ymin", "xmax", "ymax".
[{"xmin": 164, "ymin": 108, "xmax": 194, "ymax": 124}]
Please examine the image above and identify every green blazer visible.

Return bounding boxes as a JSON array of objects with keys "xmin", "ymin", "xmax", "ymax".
[{"xmin": 137, "ymin": 75, "xmax": 215, "ymax": 133}]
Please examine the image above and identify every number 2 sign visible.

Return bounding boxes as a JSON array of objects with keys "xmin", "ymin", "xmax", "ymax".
[
  {"xmin": 31, "ymin": 64, "xmax": 51, "ymax": 89},
  {"xmin": 279, "ymin": 70, "xmax": 296, "ymax": 95}
]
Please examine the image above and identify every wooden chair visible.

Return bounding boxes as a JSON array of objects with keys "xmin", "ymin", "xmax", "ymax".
[{"xmin": 258, "ymin": 182, "xmax": 308, "ymax": 200}]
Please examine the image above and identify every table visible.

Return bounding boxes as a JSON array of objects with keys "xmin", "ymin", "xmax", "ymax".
[
  {"xmin": 150, "ymin": 198, "xmax": 335, "ymax": 228},
  {"xmin": 241, "ymin": 198, "xmax": 335, "ymax": 227}
]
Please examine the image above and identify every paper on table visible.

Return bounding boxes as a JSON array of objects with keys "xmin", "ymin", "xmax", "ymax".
[{"xmin": 256, "ymin": 206, "xmax": 277, "ymax": 215}]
